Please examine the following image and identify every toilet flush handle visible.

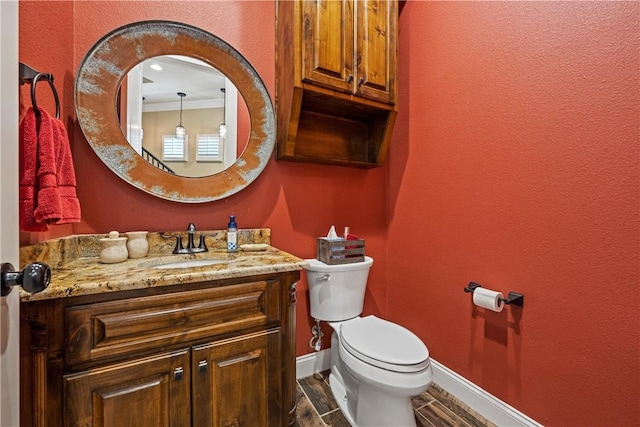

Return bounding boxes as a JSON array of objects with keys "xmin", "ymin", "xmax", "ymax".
[{"xmin": 315, "ymin": 274, "xmax": 330, "ymax": 282}]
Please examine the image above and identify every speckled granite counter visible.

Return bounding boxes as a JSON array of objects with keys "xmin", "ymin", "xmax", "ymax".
[{"xmin": 19, "ymin": 228, "xmax": 308, "ymax": 302}]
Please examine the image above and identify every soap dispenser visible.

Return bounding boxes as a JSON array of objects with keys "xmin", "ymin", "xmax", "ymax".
[{"xmin": 227, "ymin": 215, "xmax": 238, "ymax": 253}]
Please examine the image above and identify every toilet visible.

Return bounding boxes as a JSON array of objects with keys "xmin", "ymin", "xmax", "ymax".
[{"xmin": 304, "ymin": 256, "xmax": 432, "ymax": 427}]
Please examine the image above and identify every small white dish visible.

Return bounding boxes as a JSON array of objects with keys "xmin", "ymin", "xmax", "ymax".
[{"xmin": 240, "ymin": 243, "xmax": 269, "ymax": 252}]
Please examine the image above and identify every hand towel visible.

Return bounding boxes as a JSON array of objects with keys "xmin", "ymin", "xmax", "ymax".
[
  {"xmin": 19, "ymin": 107, "xmax": 48, "ymax": 231},
  {"xmin": 32, "ymin": 107, "xmax": 63, "ymax": 224},
  {"xmin": 49, "ymin": 116, "xmax": 81, "ymax": 224},
  {"xmin": 19, "ymin": 107, "xmax": 81, "ymax": 232}
]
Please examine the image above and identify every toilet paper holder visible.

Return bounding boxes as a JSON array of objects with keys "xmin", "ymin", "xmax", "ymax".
[{"xmin": 464, "ymin": 282, "xmax": 524, "ymax": 307}]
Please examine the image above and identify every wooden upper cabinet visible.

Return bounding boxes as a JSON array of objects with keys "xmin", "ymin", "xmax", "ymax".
[
  {"xmin": 302, "ymin": 0, "xmax": 354, "ymax": 93},
  {"xmin": 355, "ymin": 0, "xmax": 396, "ymax": 103},
  {"xmin": 276, "ymin": 0, "xmax": 399, "ymax": 168},
  {"xmin": 302, "ymin": 0, "xmax": 396, "ymax": 104}
]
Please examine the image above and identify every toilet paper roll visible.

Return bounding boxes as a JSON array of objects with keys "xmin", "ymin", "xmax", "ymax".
[{"xmin": 472, "ymin": 287, "xmax": 504, "ymax": 312}]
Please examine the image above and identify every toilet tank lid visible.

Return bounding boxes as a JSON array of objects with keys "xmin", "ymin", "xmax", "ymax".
[
  {"xmin": 304, "ymin": 256, "xmax": 373, "ymax": 272},
  {"xmin": 340, "ymin": 315, "xmax": 429, "ymax": 367}
]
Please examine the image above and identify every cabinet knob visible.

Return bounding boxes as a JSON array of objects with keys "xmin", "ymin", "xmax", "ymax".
[
  {"xmin": 198, "ymin": 360, "xmax": 208, "ymax": 373},
  {"xmin": 173, "ymin": 367, "xmax": 184, "ymax": 381},
  {"xmin": 346, "ymin": 74, "xmax": 353, "ymax": 83},
  {"xmin": 358, "ymin": 77, "xmax": 364, "ymax": 86}
]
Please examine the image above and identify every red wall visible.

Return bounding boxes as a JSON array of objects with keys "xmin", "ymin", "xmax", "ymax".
[
  {"xmin": 18, "ymin": 1, "xmax": 639, "ymax": 426},
  {"xmin": 389, "ymin": 2, "xmax": 639, "ymax": 426}
]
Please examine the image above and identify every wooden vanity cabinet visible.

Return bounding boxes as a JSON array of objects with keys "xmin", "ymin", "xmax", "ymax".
[
  {"xmin": 276, "ymin": 0, "xmax": 398, "ymax": 167},
  {"xmin": 20, "ymin": 271, "xmax": 299, "ymax": 427}
]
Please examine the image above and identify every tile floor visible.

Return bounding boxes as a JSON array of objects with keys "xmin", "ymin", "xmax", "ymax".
[{"xmin": 296, "ymin": 371, "xmax": 495, "ymax": 427}]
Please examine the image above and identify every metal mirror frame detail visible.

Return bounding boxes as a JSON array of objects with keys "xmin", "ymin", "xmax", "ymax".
[{"xmin": 75, "ymin": 20, "xmax": 275, "ymax": 203}]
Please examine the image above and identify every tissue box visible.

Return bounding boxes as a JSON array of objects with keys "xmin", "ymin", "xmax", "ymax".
[{"xmin": 316, "ymin": 238, "xmax": 365, "ymax": 265}]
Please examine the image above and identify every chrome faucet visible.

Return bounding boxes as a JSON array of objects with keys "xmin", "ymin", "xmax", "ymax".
[{"xmin": 162, "ymin": 223, "xmax": 208, "ymax": 254}]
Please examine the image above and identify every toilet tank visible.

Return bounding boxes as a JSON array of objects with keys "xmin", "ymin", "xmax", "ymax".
[{"xmin": 304, "ymin": 256, "xmax": 373, "ymax": 321}]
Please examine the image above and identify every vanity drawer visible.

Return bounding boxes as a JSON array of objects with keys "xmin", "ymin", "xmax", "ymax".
[{"xmin": 65, "ymin": 280, "xmax": 280, "ymax": 366}]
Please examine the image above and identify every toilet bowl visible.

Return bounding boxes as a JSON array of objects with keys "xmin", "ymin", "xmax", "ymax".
[{"xmin": 304, "ymin": 257, "xmax": 433, "ymax": 427}]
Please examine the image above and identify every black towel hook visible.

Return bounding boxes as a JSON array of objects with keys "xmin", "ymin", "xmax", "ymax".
[{"xmin": 19, "ymin": 62, "xmax": 60, "ymax": 119}]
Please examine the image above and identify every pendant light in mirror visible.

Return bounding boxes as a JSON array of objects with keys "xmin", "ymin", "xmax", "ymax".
[
  {"xmin": 175, "ymin": 92, "xmax": 186, "ymax": 138},
  {"xmin": 219, "ymin": 88, "xmax": 226, "ymax": 139}
]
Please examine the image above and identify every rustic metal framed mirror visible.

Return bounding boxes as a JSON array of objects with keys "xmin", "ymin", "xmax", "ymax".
[{"xmin": 75, "ymin": 20, "xmax": 275, "ymax": 203}]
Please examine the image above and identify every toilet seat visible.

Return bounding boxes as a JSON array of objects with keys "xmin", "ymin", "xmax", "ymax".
[{"xmin": 339, "ymin": 315, "xmax": 429, "ymax": 373}]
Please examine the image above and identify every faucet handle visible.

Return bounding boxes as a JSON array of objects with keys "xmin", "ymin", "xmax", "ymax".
[
  {"xmin": 187, "ymin": 223, "xmax": 196, "ymax": 233},
  {"xmin": 160, "ymin": 233, "xmax": 184, "ymax": 254},
  {"xmin": 197, "ymin": 234, "xmax": 208, "ymax": 251}
]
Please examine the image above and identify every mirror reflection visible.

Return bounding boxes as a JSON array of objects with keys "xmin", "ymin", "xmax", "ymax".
[{"xmin": 120, "ymin": 55, "xmax": 250, "ymax": 178}]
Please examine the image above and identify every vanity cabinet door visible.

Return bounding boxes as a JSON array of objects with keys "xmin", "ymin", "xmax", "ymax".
[
  {"xmin": 63, "ymin": 349, "xmax": 191, "ymax": 427},
  {"xmin": 191, "ymin": 329, "xmax": 282, "ymax": 427}
]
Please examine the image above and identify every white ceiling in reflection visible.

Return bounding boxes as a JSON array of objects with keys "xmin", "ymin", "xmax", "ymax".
[{"xmin": 141, "ymin": 55, "xmax": 227, "ymax": 112}]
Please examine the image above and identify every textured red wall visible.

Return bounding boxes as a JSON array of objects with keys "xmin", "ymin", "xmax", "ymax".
[
  {"xmin": 389, "ymin": 2, "xmax": 639, "ymax": 425},
  {"xmin": 18, "ymin": 1, "xmax": 388, "ymax": 360}
]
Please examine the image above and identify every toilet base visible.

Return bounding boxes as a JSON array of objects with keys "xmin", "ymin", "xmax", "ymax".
[
  {"xmin": 329, "ymin": 369, "xmax": 420, "ymax": 427},
  {"xmin": 329, "ymin": 373, "xmax": 357, "ymax": 427}
]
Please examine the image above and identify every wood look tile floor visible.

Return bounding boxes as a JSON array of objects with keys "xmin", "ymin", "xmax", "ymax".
[{"xmin": 296, "ymin": 371, "xmax": 495, "ymax": 427}]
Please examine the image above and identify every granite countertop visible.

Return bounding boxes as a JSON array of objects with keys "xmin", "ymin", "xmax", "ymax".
[{"xmin": 19, "ymin": 229, "xmax": 308, "ymax": 302}]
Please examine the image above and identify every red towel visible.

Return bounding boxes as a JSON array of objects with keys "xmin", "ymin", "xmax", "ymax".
[
  {"xmin": 19, "ymin": 108, "xmax": 47, "ymax": 231},
  {"xmin": 19, "ymin": 107, "xmax": 81, "ymax": 232},
  {"xmin": 53, "ymin": 117, "xmax": 81, "ymax": 224}
]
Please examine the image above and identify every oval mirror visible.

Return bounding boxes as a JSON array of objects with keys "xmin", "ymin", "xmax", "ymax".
[{"xmin": 75, "ymin": 20, "xmax": 274, "ymax": 203}]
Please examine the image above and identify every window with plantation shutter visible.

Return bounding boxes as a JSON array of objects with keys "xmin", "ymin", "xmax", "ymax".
[
  {"xmin": 162, "ymin": 135, "xmax": 187, "ymax": 161},
  {"xmin": 196, "ymin": 134, "xmax": 223, "ymax": 162}
]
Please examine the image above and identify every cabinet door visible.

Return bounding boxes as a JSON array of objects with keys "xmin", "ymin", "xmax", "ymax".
[
  {"xmin": 302, "ymin": 0, "xmax": 354, "ymax": 93},
  {"xmin": 192, "ymin": 329, "xmax": 282, "ymax": 427},
  {"xmin": 355, "ymin": 0, "xmax": 397, "ymax": 103},
  {"xmin": 63, "ymin": 349, "xmax": 191, "ymax": 427}
]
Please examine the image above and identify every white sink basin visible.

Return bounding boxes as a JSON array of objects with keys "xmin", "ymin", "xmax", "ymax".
[{"xmin": 150, "ymin": 259, "xmax": 229, "ymax": 269}]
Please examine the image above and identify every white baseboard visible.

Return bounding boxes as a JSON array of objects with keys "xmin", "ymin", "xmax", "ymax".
[
  {"xmin": 296, "ymin": 351, "xmax": 541, "ymax": 426},
  {"xmin": 296, "ymin": 349, "xmax": 332, "ymax": 379},
  {"xmin": 428, "ymin": 360, "xmax": 541, "ymax": 427}
]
